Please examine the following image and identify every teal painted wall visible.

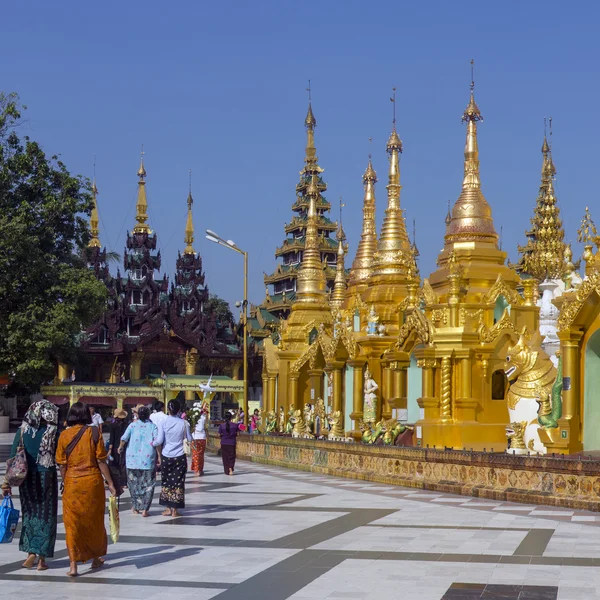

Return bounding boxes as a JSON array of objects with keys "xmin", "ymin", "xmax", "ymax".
[
  {"xmin": 407, "ymin": 354, "xmax": 422, "ymax": 423},
  {"xmin": 584, "ymin": 330, "xmax": 600, "ymax": 450},
  {"xmin": 345, "ymin": 365, "xmax": 354, "ymax": 432}
]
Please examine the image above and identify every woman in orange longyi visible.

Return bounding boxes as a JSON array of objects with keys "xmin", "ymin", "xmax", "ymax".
[{"xmin": 56, "ymin": 402, "xmax": 116, "ymax": 577}]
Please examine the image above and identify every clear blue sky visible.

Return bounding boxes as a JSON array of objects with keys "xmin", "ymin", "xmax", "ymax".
[{"xmin": 4, "ymin": 1, "xmax": 598, "ymax": 309}]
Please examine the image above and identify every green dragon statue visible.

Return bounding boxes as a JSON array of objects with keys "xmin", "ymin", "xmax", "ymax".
[
  {"xmin": 537, "ymin": 354, "xmax": 563, "ymax": 429},
  {"xmin": 359, "ymin": 419, "xmax": 385, "ymax": 444}
]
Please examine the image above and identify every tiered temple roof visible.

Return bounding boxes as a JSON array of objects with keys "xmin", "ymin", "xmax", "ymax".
[{"xmin": 263, "ymin": 98, "xmax": 337, "ymax": 318}]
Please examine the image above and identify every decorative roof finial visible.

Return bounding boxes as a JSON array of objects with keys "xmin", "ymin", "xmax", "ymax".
[
  {"xmin": 89, "ymin": 156, "xmax": 101, "ymax": 248},
  {"xmin": 137, "ymin": 144, "xmax": 146, "ymax": 179},
  {"xmin": 412, "ymin": 217, "xmax": 419, "ymax": 258},
  {"xmin": 331, "ymin": 204, "xmax": 348, "ymax": 310},
  {"xmin": 387, "ymin": 87, "xmax": 402, "ymax": 152},
  {"xmin": 305, "ymin": 80, "xmax": 316, "ymax": 129},
  {"xmin": 444, "ymin": 59, "xmax": 497, "ymax": 247},
  {"xmin": 349, "ymin": 149, "xmax": 378, "ymax": 285},
  {"xmin": 184, "ymin": 169, "xmax": 195, "ymax": 255},
  {"xmin": 133, "ymin": 149, "xmax": 150, "ymax": 234}
]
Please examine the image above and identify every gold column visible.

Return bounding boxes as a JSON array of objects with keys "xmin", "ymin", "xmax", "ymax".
[
  {"xmin": 185, "ymin": 350, "xmax": 199, "ymax": 402},
  {"xmin": 231, "ymin": 361, "xmax": 242, "ymax": 380},
  {"xmin": 332, "ymin": 365, "xmax": 343, "ymax": 414},
  {"xmin": 58, "ymin": 362, "xmax": 69, "ymax": 382},
  {"xmin": 288, "ymin": 373, "xmax": 299, "ymax": 410},
  {"xmin": 348, "ymin": 359, "xmax": 365, "ymax": 440},
  {"xmin": 418, "ymin": 358, "xmax": 439, "ymax": 420},
  {"xmin": 440, "ymin": 356, "xmax": 452, "ymax": 421},
  {"xmin": 130, "ymin": 352, "xmax": 144, "ymax": 381},
  {"xmin": 268, "ymin": 377, "xmax": 276, "ymax": 413},
  {"xmin": 262, "ymin": 374, "xmax": 269, "ymax": 412},
  {"xmin": 382, "ymin": 364, "xmax": 393, "ymax": 420},
  {"xmin": 562, "ymin": 336, "xmax": 581, "ymax": 422},
  {"xmin": 308, "ymin": 369, "xmax": 323, "ymax": 405}
]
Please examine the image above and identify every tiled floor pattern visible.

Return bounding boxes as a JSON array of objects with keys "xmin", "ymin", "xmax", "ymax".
[{"xmin": 0, "ymin": 444, "xmax": 598, "ymax": 598}]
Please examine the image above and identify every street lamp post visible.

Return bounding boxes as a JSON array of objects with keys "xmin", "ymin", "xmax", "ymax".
[{"xmin": 206, "ymin": 230, "xmax": 248, "ymax": 426}]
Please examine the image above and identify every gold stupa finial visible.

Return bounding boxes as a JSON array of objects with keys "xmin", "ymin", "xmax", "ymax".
[
  {"xmin": 578, "ymin": 207, "xmax": 597, "ymax": 245},
  {"xmin": 517, "ymin": 120, "xmax": 566, "ymax": 280},
  {"xmin": 296, "ymin": 174, "xmax": 327, "ymax": 303},
  {"xmin": 387, "ymin": 87, "xmax": 403, "ymax": 152},
  {"xmin": 372, "ymin": 90, "xmax": 412, "ymax": 277},
  {"xmin": 444, "ymin": 60, "xmax": 497, "ymax": 247},
  {"xmin": 88, "ymin": 156, "xmax": 101, "ymax": 248},
  {"xmin": 331, "ymin": 200, "xmax": 348, "ymax": 310},
  {"xmin": 303, "ymin": 81, "xmax": 319, "ymax": 167},
  {"xmin": 133, "ymin": 147, "xmax": 150, "ymax": 234},
  {"xmin": 349, "ymin": 148, "xmax": 378, "ymax": 285},
  {"xmin": 184, "ymin": 169, "xmax": 195, "ymax": 255}
]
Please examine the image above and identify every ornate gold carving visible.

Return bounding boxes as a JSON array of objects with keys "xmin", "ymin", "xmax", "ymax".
[
  {"xmin": 440, "ymin": 357, "xmax": 452, "ymax": 419},
  {"xmin": 430, "ymin": 308, "xmax": 449, "ymax": 325},
  {"xmin": 459, "ymin": 308, "xmax": 484, "ymax": 326},
  {"xmin": 417, "ymin": 359, "xmax": 437, "ymax": 369},
  {"xmin": 478, "ymin": 308, "xmax": 520, "ymax": 344},
  {"xmin": 483, "ymin": 274, "xmax": 522, "ymax": 306},
  {"xmin": 558, "ymin": 271, "xmax": 600, "ymax": 331},
  {"xmin": 421, "ymin": 279, "xmax": 438, "ymax": 306},
  {"xmin": 396, "ymin": 308, "xmax": 434, "ymax": 349}
]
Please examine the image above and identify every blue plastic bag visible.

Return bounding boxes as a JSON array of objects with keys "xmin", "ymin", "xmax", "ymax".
[{"xmin": 0, "ymin": 496, "xmax": 20, "ymax": 543}]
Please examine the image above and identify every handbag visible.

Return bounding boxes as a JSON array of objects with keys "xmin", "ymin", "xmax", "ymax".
[
  {"xmin": 107, "ymin": 496, "xmax": 120, "ymax": 544},
  {"xmin": 0, "ymin": 496, "xmax": 20, "ymax": 543},
  {"xmin": 5, "ymin": 430, "xmax": 28, "ymax": 487},
  {"xmin": 183, "ymin": 438, "xmax": 191, "ymax": 456}
]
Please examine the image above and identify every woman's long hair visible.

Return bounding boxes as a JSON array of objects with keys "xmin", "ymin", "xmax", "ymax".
[{"xmin": 225, "ymin": 411, "xmax": 232, "ymax": 434}]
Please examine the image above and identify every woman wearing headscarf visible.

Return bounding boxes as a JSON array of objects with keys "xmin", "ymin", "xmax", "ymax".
[
  {"xmin": 118, "ymin": 406, "xmax": 158, "ymax": 517},
  {"xmin": 151, "ymin": 399, "xmax": 192, "ymax": 517},
  {"xmin": 56, "ymin": 402, "xmax": 116, "ymax": 577},
  {"xmin": 1, "ymin": 399, "xmax": 59, "ymax": 570}
]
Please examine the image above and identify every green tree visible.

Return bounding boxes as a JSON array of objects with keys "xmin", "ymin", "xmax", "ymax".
[
  {"xmin": 205, "ymin": 294, "xmax": 235, "ymax": 327},
  {"xmin": 0, "ymin": 93, "xmax": 106, "ymax": 389}
]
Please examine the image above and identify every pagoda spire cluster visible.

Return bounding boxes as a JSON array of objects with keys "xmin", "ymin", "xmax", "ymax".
[
  {"xmin": 517, "ymin": 123, "xmax": 567, "ymax": 281},
  {"xmin": 82, "ymin": 158, "xmax": 238, "ymax": 380}
]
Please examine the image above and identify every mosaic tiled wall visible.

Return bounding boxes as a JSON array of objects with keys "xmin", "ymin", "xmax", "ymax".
[{"xmin": 207, "ymin": 433, "xmax": 600, "ymax": 511}]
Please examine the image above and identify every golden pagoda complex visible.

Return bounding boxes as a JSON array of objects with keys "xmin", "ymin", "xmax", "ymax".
[
  {"xmin": 262, "ymin": 97, "xmax": 338, "ymax": 320},
  {"xmin": 261, "ymin": 91, "xmax": 420, "ymax": 439}
]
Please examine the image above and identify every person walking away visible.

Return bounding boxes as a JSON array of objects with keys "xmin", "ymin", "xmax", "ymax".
[
  {"xmin": 89, "ymin": 406, "xmax": 103, "ymax": 434},
  {"xmin": 118, "ymin": 406, "xmax": 158, "ymax": 517},
  {"xmin": 107, "ymin": 408, "xmax": 129, "ymax": 489},
  {"xmin": 152, "ymin": 400, "xmax": 192, "ymax": 517},
  {"xmin": 218, "ymin": 412, "xmax": 244, "ymax": 475},
  {"xmin": 1, "ymin": 400, "xmax": 59, "ymax": 571},
  {"xmin": 191, "ymin": 405, "xmax": 208, "ymax": 476},
  {"xmin": 56, "ymin": 402, "xmax": 116, "ymax": 577},
  {"xmin": 150, "ymin": 401, "xmax": 168, "ymax": 429}
]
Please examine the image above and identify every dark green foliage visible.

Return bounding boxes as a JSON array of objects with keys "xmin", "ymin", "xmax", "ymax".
[{"xmin": 0, "ymin": 93, "xmax": 106, "ymax": 388}]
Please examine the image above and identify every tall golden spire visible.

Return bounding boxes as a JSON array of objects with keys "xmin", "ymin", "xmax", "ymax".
[
  {"xmin": 517, "ymin": 118, "xmax": 566, "ymax": 280},
  {"xmin": 296, "ymin": 174, "xmax": 327, "ymax": 303},
  {"xmin": 331, "ymin": 200, "xmax": 347, "ymax": 309},
  {"xmin": 133, "ymin": 148, "xmax": 150, "ymax": 234},
  {"xmin": 349, "ymin": 152, "xmax": 378, "ymax": 284},
  {"xmin": 183, "ymin": 170, "xmax": 195, "ymax": 255},
  {"xmin": 372, "ymin": 87, "xmax": 413, "ymax": 276},
  {"xmin": 88, "ymin": 174, "xmax": 101, "ymax": 248},
  {"xmin": 445, "ymin": 60, "xmax": 497, "ymax": 246},
  {"xmin": 304, "ymin": 80, "xmax": 320, "ymax": 169}
]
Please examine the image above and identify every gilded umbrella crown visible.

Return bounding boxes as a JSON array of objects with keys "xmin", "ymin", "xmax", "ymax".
[
  {"xmin": 363, "ymin": 156, "xmax": 377, "ymax": 182},
  {"xmin": 386, "ymin": 128, "xmax": 403, "ymax": 154},
  {"xmin": 305, "ymin": 102, "xmax": 317, "ymax": 129}
]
